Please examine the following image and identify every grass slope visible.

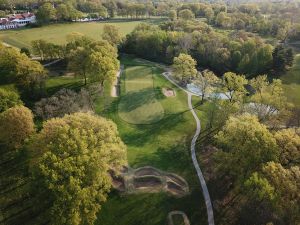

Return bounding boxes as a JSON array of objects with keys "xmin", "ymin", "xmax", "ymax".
[
  {"xmin": 0, "ymin": 56, "xmax": 207, "ymax": 225},
  {"xmin": 0, "ymin": 18, "xmax": 165, "ymax": 48},
  {"xmin": 282, "ymin": 54, "xmax": 300, "ymax": 107},
  {"xmin": 118, "ymin": 66, "xmax": 164, "ymax": 124},
  {"xmin": 94, "ymin": 56, "xmax": 207, "ymax": 225}
]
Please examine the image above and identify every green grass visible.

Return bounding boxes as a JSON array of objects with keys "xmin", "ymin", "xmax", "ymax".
[
  {"xmin": 45, "ymin": 76, "xmax": 84, "ymax": 95},
  {"xmin": 282, "ymin": 54, "xmax": 300, "ymax": 107},
  {"xmin": 94, "ymin": 56, "xmax": 207, "ymax": 225},
  {"xmin": 118, "ymin": 66, "xmax": 164, "ymax": 124},
  {"xmin": 0, "ymin": 56, "xmax": 207, "ymax": 225},
  {"xmin": 0, "ymin": 18, "xmax": 165, "ymax": 49}
]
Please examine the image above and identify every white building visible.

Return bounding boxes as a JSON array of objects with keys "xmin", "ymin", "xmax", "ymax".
[{"xmin": 0, "ymin": 13, "xmax": 36, "ymax": 30}]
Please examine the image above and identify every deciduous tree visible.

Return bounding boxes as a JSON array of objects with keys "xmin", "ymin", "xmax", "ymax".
[
  {"xmin": 274, "ymin": 129, "xmax": 300, "ymax": 166},
  {"xmin": 0, "ymin": 88, "xmax": 23, "ymax": 112},
  {"xmin": 178, "ymin": 9, "xmax": 195, "ymax": 20},
  {"xmin": 31, "ymin": 112, "xmax": 126, "ymax": 225},
  {"xmin": 0, "ymin": 106, "xmax": 35, "ymax": 149},
  {"xmin": 101, "ymin": 24, "xmax": 122, "ymax": 46},
  {"xmin": 172, "ymin": 53, "xmax": 197, "ymax": 84},
  {"xmin": 221, "ymin": 72, "xmax": 247, "ymax": 103},
  {"xmin": 194, "ymin": 70, "xmax": 220, "ymax": 102},
  {"xmin": 214, "ymin": 114, "xmax": 278, "ymax": 182}
]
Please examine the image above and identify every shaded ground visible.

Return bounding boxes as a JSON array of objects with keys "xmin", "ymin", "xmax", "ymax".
[
  {"xmin": 282, "ymin": 54, "xmax": 300, "ymax": 107},
  {"xmin": 118, "ymin": 65, "xmax": 164, "ymax": 124},
  {"xmin": 95, "ymin": 56, "xmax": 207, "ymax": 225}
]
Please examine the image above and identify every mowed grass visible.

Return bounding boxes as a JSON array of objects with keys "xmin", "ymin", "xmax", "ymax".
[
  {"xmin": 94, "ymin": 56, "xmax": 207, "ymax": 225},
  {"xmin": 0, "ymin": 56, "xmax": 207, "ymax": 225},
  {"xmin": 118, "ymin": 66, "xmax": 164, "ymax": 124},
  {"xmin": 282, "ymin": 54, "xmax": 300, "ymax": 107},
  {"xmin": 0, "ymin": 18, "xmax": 164, "ymax": 48}
]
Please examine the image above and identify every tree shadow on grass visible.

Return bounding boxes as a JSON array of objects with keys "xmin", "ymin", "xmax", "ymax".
[
  {"xmin": 118, "ymin": 88, "xmax": 158, "ymax": 113},
  {"xmin": 121, "ymin": 111, "xmax": 189, "ymax": 148},
  {"xmin": 46, "ymin": 80, "xmax": 84, "ymax": 96}
]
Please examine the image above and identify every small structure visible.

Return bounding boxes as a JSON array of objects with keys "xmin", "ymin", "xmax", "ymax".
[
  {"xmin": 0, "ymin": 13, "xmax": 36, "ymax": 30},
  {"xmin": 111, "ymin": 166, "xmax": 189, "ymax": 197}
]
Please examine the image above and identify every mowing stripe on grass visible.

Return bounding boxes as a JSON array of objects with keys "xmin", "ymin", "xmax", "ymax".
[{"xmin": 118, "ymin": 65, "xmax": 164, "ymax": 125}]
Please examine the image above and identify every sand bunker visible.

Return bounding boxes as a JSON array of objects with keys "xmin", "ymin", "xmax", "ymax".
[
  {"xmin": 163, "ymin": 88, "xmax": 176, "ymax": 97},
  {"xmin": 111, "ymin": 166, "xmax": 189, "ymax": 197}
]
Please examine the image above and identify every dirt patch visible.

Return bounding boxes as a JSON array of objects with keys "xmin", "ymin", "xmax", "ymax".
[
  {"xmin": 134, "ymin": 176, "xmax": 162, "ymax": 188},
  {"xmin": 167, "ymin": 181, "xmax": 185, "ymax": 195},
  {"xmin": 110, "ymin": 166, "xmax": 189, "ymax": 197},
  {"xmin": 167, "ymin": 174, "xmax": 187, "ymax": 187},
  {"xmin": 135, "ymin": 167, "xmax": 162, "ymax": 176},
  {"xmin": 163, "ymin": 88, "xmax": 176, "ymax": 97},
  {"xmin": 112, "ymin": 176, "xmax": 125, "ymax": 191}
]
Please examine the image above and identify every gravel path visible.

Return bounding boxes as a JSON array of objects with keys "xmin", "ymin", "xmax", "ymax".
[{"xmin": 111, "ymin": 65, "xmax": 123, "ymax": 97}]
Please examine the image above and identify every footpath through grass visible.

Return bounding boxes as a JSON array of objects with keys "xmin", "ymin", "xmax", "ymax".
[
  {"xmin": 94, "ymin": 56, "xmax": 207, "ymax": 225},
  {"xmin": 0, "ymin": 18, "xmax": 165, "ymax": 48}
]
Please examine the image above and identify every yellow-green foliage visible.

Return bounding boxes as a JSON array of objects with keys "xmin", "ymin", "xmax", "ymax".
[{"xmin": 31, "ymin": 112, "xmax": 126, "ymax": 225}]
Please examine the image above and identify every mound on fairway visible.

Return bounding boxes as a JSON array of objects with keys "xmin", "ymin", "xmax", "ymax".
[{"xmin": 118, "ymin": 66, "xmax": 164, "ymax": 124}]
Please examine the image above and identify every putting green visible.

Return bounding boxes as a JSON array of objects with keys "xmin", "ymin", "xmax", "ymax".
[{"xmin": 118, "ymin": 66, "xmax": 164, "ymax": 124}]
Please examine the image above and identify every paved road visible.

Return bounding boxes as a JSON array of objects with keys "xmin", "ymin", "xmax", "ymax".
[{"xmin": 161, "ymin": 71, "xmax": 215, "ymax": 225}]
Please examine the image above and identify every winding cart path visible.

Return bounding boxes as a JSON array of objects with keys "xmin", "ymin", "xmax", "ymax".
[{"xmin": 161, "ymin": 71, "xmax": 215, "ymax": 225}]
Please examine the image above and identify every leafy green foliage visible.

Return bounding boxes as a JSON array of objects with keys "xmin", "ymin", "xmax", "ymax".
[
  {"xmin": 102, "ymin": 24, "xmax": 122, "ymax": 46},
  {"xmin": 214, "ymin": 114, "xmax": 278, "ymax": 182},
  {"xmin": 0, "ymin": 88, "xmax": 23, "ymax": 112},
  {"xmin": 31, "ymin": 112, "xmax": 127, "ymax": 225},
  {"xmin": 221, "ymin": 72, "xmax": 247, "ymax": 103},
  {"xmin": 172, "ymin": 53, "xmax": 197, "ymax": 84},
  {"xmin": 0, "ymin": 106, "xmax": 35, "ymax": 149}
]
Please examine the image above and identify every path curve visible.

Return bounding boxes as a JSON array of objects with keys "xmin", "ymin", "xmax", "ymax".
[
  {"xmin": 167, "ymin": 211, "xmax": 190, "ymax": 225},
  {"xmin": 188, "ymin": 93, "xmax": 215, "ymax": 225},
  {"xmin": 161, "ymin": 71, "xmax": 215, "ymax": 225}
]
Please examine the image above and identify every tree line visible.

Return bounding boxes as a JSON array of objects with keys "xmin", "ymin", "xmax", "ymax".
[
  {"xmin": 121, "ymin": 22, "xmax": 294, "ymax": 77},
  {"xmin": 2, "ymin": 0, "xmax": 299, "ymax": 43},
  {"xmin": 0, "ymin": 25, "xmax": 126, "ymax": 225}
]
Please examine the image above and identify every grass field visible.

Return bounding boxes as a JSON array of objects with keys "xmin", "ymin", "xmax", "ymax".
[
  {"xmin": 118, "ymin": 66, "xmax": 164, "ymax": 124},
  {"xmin": 94, "ymin": 56, "xmax": 207, "ymax": 225},
  {"xmin": 0, "ymin": 18, "xmax": 165, "ymax": 48},
  {"xmin": 0, "ymin": 56, "xmax": 207, "ymax": 225},
  {"xmin": 282, "ymin": 54, "xmax": 300, "ymax": 107}
]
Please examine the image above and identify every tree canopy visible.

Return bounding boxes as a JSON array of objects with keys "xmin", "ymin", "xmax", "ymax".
[
  {"xmin": 172, "ymin": 53, "xmax": 197, "ymax": 84},
  {"xmin": 0, "ymin": 105, "xmax": 35, "ymax": 149},
  {"xmin": 31, "ymin": 112, "xmax": 127, "ymax": 225}
]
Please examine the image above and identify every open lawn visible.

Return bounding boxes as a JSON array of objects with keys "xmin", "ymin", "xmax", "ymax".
[
  {"xmin": 282, "ymin": 54, "xmax": 300, "ymax": 107},
  {"xmin": 0, "ymin": 18, "xmax": 165, "ymax": 48},
  {"xmin": 94, "ymin": 56, "xmax": 207, "ymax": 225},
  {"xmin": 118, "ymin": 66, "xmax": 164, "ymax": 124},
  {"xmin": 0, "ymin": 56, "xmax": 207, "ymax": 225}
]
